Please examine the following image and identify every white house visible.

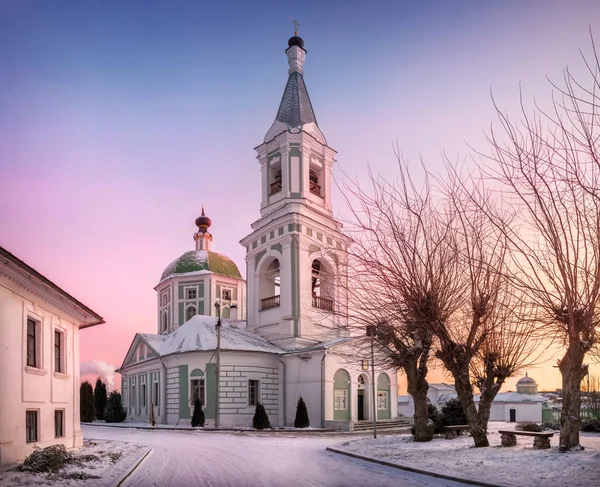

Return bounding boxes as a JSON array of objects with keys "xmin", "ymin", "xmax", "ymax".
[
  {"xmin": 0, "ymin": 246, "xmax": 104, "ymax": 465},
  {"xmin": 117, "ymin": 31, "xmax": 398, "ymax": 430}
]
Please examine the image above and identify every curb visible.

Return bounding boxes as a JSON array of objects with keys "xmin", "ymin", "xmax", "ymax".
[
  {"xmin": 325, "ymin": 447, "xmax": 515, "ymax": 487},
  {"xmin": 110, "ymin": 447, "xmax": 152, "ymax": 487},
  {"xmin": 83, "ymin": 423, "xmax": 336, "ymax": 434}
]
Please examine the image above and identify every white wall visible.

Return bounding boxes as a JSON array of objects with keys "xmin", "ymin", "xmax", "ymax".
[{"xmin": 500, "ymin": 402, "xmax": 543, "ymax": 423}]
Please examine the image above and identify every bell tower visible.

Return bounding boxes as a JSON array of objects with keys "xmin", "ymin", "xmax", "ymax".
[{"xmin": 241, "ymin": 31, "xmax": 350, "ymax": 349}]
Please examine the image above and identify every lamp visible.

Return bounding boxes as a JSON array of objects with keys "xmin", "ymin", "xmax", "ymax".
[{"xmin": 215, "ymin": 302, "xmax": 221, "ymax": 428}]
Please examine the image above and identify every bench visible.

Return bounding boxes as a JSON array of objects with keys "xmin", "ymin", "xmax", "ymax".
[
  {"xmin": 443, "ymin": 425, "xmax": 470, "ymax": 439},
  {"xmin": 498, "ymin": 430, "xmax": 554, "ymax": 449}
]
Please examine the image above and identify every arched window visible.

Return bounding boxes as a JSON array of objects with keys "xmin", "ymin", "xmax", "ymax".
[
  {"xmin": 222, "ymin": 307, "xmax": 231, "ymax": 319},
  {"xmin": 377, "ymin": 373, "xmax": 391, "ymax": 419},
  {"xmin": 312, "ymin": 259, "xmax": 334, "ymax": 311},
  {"xmin": 162, "ymin": 313, "xmax": 168, "ymax": 334},
  {"xmin": 186, "ymin": 305, "xmax": 197, "ymax": 321},
  {"xmin": 333, "ymin": 369, "xmax": 350, "ymax": 420},
  {"xmin": 259, "ymin": 258, "xmax": 281, "ymax": 310}
]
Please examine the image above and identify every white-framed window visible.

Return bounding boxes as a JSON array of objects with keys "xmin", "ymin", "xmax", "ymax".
[
  {"xmin": 334, "ymin": 389, "xmax": 347, "ymax": 410},
  {"xmin": 377, "ymin": 390, "xmax": 388, "ymax": 410},
  {"xmin": 54, "ymin": 409, "xmax": 64, "ymax": 438},
  {"xmin": 248, "ymin": 380, "xmax": 259, "ymax": 406},
  {"xmin": 187, "ymin": 288, "xmax": 197, "ymax": 300},
  {"xmin": 54, "ymin": 329, "xmax": 65, "ymax": 373},
  {"xmin": 26, "ymin": 410, "xmax": 38, "ymax": 443},
  {"xmin": 130, "ymin": 377, "xmax": 137, "ymax": 407},
  {"xmin": 191, "ymin": 378, "xmax": 205, "ymax": 406},
  {"xmin": 152, "ymin": 372, "xmax": 160, "ymax": 407},
  {"xmin": 186, "ymin": 305, "xmax": 196, "ymax": 321},
  {"xmin": 139, "ymin": 375, "xmax": 147, "ymax": 407},
  {"xmin": 162, "ymin": 313, "xmax": 168, "ymax": 333},
  {"xmin": 26, "ymin": 318, "xmax": 41, "ymax": 368},
  {"xmin": 161, "ymin": 292, "xmax": 169, "ymax": 306},
  {"xmin": 222, "ymin": 288, "xmax": 231, "ymax": 301}
]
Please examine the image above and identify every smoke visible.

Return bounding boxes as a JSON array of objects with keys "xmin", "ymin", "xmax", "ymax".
[{"xmin": 80, "ymin": 360, "xmax": 116, "ymax": 391}]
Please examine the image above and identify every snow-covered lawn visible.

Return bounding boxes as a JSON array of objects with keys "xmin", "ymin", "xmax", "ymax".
[
  {"xmin": 337, "ymin": 422, "xmax": 600, "ymax": 487},
  {"xmin": 0, "ymin": 439, "xmax": 147, "ymax": 487}
]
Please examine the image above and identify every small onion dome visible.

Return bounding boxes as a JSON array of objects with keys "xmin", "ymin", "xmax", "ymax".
[
  {"xmin": 195, "ymin": 205, "xmax": 212, "ymax": 229},
  {"xmin": 288, "ymin": 35, "xmax": 304, "ymax": 49}
]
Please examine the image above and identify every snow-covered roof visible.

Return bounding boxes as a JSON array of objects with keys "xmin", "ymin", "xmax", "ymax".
[
  {"xmin": 159, "ymin": 249, "xmax": 242, "ymax": 283},
  {"xmin": 438, "ymin": 392, "xmax": 546, "ymax": 404},
  {"xmin": 138, "ymin": 315, "xmax": 284, "ymax": 357},
  {"xmin": 283, "ymin": 336, "xmax": 355, "ymax": 354},
  {"xmin": 428, "ymin": 383, "xmax": 456, "ymax": 392}
]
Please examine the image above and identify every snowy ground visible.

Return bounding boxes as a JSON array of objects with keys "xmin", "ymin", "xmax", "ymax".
[
  {"xmin": 338, "ymin": 422, "xmax": 600, "ymax": 487},
  {"xmin": 0, "ymin": 439, "xmax": 147, "ymax": 487},
  {"xmin": 82, "ymin": 425, "xmax": 472, "ymax": 487}
]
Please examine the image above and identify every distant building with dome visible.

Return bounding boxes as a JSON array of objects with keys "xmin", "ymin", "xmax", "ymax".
[
  {"xmin": 516, "ymin": 372, "xmax": 538, "ymax": 395},
  {"xmin": 117, "ymin": 31, "xmax": 398, "ymax": 429}
]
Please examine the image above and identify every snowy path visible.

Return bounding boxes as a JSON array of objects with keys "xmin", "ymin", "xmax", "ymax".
[{"xmin": 83, "ymin": 426, "xmax": 470, "ymax": 487}]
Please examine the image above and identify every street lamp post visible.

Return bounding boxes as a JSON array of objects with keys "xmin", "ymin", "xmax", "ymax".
[
  {"xmin": 366, "ymin": 324, "xmax": 377, "ymax": 439},
  {"xmin": 215, "ymin": 302, "xmax": 222, "ymax": 428}
]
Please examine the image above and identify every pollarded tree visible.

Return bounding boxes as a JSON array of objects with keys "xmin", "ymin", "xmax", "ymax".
[
  {"xmin": 294, "ymin": 397, "xmax": 310, "ymax": 428},
  {"xmin": 80, "ymin": 381, "xmax": 95, "ymax": 423},
  {"xmin": 94, "ymin": 378, "xmax": 108, "ymax": 421}
]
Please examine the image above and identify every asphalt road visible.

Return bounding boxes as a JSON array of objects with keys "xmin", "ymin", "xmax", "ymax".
[{"xmin": 83, "ymin": 425, "xmax": 470, "ymax": 487}]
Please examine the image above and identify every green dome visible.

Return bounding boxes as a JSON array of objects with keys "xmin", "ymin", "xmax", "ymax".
[{"xmin": 160, "ymin": 250, "xmax": 242, "ymax": 282}]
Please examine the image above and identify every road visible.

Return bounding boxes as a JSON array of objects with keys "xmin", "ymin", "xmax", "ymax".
[{"xmin": 83, "ymin": 426, "xmax": 470, "ymax": 487}]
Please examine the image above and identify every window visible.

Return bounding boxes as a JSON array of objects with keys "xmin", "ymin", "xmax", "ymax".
[
  {"xmin": 248, "ymin": 380, "xmax": 259, "ymax": 406},
  {"xmin": 309, "ymin": 168, "xmax": 321, "ymax": 196},
  {"xmin": 26, "ymin": 411, "xmax": 38, "ymax": 443},
  {"xmin": 191, "ymin": 379, "xmax": 205, "ymax": 405},
  {"xmin": 152, "ymin": 372, "xmax": 160, "ymax": 407},
  {"xmin": 26, "ymin": 319, "xmax": 37, "ymax": 368},
  {"xmin": 334, "ymin": 389, "xmax": 347, "ymax": 410},
  {"xmin": 54, "ymin": 330, "xmax": 63, "ymax": 373},
  {"xmin": 140, "ymin": 375, "xmax": 147, "ymax": 407},
  {"xmin": 361, "ymin": 360, "xmax": 369, "ymax": 371},
  {"xmin": 186, "ymin": 306, "xmax": 196, "ymax": 321},
  {"xmin": 161, "ymin": 292, "xmax": 169, "ymax": 305},
  {"xmin": 222, "ymin": 289, "xmax": 231, "ymax": 301},
  {"xmin": 130, "ymin": 377, "xmax": 136, "ymax": 407},
  {"xmin": 269, "ymin": 164, "xmax": 282, "ymax": 195},
  {"xmin": 54, "ymin": 410, "xmax": 64, "ymax": 438},
  {"xmin": 187, "ymin": 288, "xmax": 197, "ymax": 300},
  {"xmin": 377, "ymin": 391, "xmax": 388, "ymax": 410},
  {"xmin": 162, "ymin": 313, "xmax": 168, "ymax": 333}
]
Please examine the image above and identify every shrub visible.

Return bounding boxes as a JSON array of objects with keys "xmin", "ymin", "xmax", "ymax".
[
  {"xmin": 581, "ymin": 418, "xmax": 600, "ymax": 432},
  {"xmin": 191, "ymin": 399, "xmax": 205, "ymax": 427},
  {"xmin": 543, "ymin": 421, "xmax": 560, "ymax": 430},
  {"xmin": 104, "ymin": 392, "xmax": 127, "ymax": 423},
  {"xmin": 439, "ymin": 398, "xmax": 468, "ymax": 427},
  {"xmin": 21, "ymin": 445, "xmax": 73, "ymax": 473},
  {"xmin": 516, "ymin": 421, "xmax": 543, "ymax": 432},
  {"xmin": 294, "ymin": 397, "xmax": 310, "ymax": 428},
  {"xmin": 94, "ymin": 378, "xmax": 108, "ymax": 421},
  {"xmin": 80, "ymin": 382, "xmax": 95, "ymax": 423},
  {"xmin": 150, "ymin": 403, "xmax": 156, "ymax": 427},
  {"xmin": 252, "ymin": 403, "xmax": 271, "ymax": 430}
]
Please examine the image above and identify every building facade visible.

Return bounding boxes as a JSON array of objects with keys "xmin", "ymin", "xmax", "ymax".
[
  {"xmin": 0, "ymin": 247, "xmax": 104, "ymax": 465},
  {"xmin": 118, "ymin": 32, "xmax": 397, "ymax": 430}
]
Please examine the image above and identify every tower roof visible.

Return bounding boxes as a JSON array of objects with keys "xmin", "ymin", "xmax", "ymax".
[
  {"xmin": 159, "ymin": 250, "xmax": 242, "ymax": 282},
  {"xmin": 275, "ymin": 71, "xmax": 317, "ymax": 128}
]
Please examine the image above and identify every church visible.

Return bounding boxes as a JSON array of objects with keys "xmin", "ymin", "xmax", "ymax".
[{"xmin": 117, "ymin": 31, "xmax": 398, "ymax": 430}]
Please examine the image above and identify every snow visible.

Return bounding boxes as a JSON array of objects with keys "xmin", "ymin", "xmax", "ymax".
[
  {"xmin": 0, "ymin": 439, "xmax": 147, "ymax": 487},
  {"xmin": 337, "ymin": 422, "xmax": 600, "ymax": 487},
  {"xmin": 81, "ymin": 425, "xmax": 471, "ymax": 487}
]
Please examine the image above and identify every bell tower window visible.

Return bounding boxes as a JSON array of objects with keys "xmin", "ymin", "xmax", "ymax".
[
  {"xmin": 309, "ymin": 168, "xmax": 322, "ymax": 197},
  {"xmin": 270, "ymin": 162, "xmax": 282, "ymax": 195},
  {"xmin": 312, "ymin": 259, "xmax": 334, "ymax": 311},
  {"xmin": 259, "ymin": 259, "xmax": 281, "ymax": 310}
]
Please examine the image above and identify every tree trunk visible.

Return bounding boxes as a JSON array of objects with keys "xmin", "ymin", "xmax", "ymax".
[
  {"xmin": 406, "ymin": 360, "xmax": 433, "ymax": 442},
  {"xmin": 453, "ymin": 367, "xmax": 489, "ymax": 447},
  {"xmin": 559, "ymin": 342, "xmax": 587, "ymax": 451}
]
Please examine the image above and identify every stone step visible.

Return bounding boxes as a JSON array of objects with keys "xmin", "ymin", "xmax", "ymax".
[{"xmin": 352, "ymin": 419, "xmax": 411, "ymax": 431}]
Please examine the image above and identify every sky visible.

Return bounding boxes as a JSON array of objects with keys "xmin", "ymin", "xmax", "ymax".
[{"xmin": 1, "ymin": 0, "xmax": 599, "ymax": 391}]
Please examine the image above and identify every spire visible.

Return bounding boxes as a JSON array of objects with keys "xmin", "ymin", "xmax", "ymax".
[{"xmin": 194, "ymin": 205, "xmax": 213, "ymax": 251}]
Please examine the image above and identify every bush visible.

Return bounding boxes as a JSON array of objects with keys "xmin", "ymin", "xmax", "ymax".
[
  {"xmin": 104, "ymin": 392, "xmax": 127, "ymax": 423},
  {"xmin": 516, "ymin": 421, "xmax": 543, "ymax": 432},
  {"xmin": 191, "ymin": 399, "xmax": 205, "ymax": 427},
  {"xmin": 21, "ymin": 445, "xmax": 73, "ymax": 473},
  {"xmin": 294, "ymin": 397, "xmax": 310, "ymax": 428},
  {"xmin": 439, "ymin": 398, "xmax": 468, "ymax": 427},
  {"xmin": 543, "ymin": 421, "xmax": 560, "ymax": 430},
  {"xmin": 94, "ymin": 378, "xmax": 108, "ymax": 421},
  {"xmin": 80, "ymin": 382, "xmax": 95, "ymax": 423},
  {"xmin": 581, "ymin": 418, "xmax": 600, "ymax": 432},
  {"xmin": 252, "ymin": 403, "xmax": 271, "ymax": 430},
  {"xmin": 150, "ymin": 403, "xmax": 156, "ymax": 427}
]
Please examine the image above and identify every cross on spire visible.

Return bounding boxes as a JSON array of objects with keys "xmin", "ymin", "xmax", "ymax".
[{"xmin": 293, "ymin": 19, "xmax": 300, "ymax": 36}]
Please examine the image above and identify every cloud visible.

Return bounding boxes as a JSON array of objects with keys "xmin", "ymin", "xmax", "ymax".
[{"xmin": 80, "ymin": 360, "xmax": 116, "ymax": 391}]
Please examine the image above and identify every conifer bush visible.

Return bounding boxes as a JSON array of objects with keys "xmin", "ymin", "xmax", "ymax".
[
  {"xmin": 294, "ymin": 396, "xmax": 310, "ymax": 428},
  {"xmin": 80, "ymin": 381, "xmax": 95, "ymax": 423},
  {"xmin": 104, "ymin": 392, "xmax": 127, "ymax": 423},
  {"xmin": 191, "ymin": 399, "xmax": 205, "ymax": 427},
  {"xmin": 252, "ymin": 403, "xmax": 271, "ymax": 430},
  {"xmin": 440, "ymin": 398, "xmax": 468, "ymax": 427},
  {"xmin": 94, "ymin": 378, "xmax": 108, "ymax": 421},
  {"xmin": 150, "ymin": 403, "xmax": 156, "ymax": 427}
]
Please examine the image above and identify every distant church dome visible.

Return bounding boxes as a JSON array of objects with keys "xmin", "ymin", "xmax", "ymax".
[
  {"xmin": 288, "ymin": 35, "xmax": 304, "ymax": 49},
  {"xmin": 516, "ymin": 372, "xmax": 538, "ymax": 395}
]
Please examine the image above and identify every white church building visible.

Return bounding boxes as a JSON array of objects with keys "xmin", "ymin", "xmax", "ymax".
[{"xmin": 117, "ymin": 32, "xmax": 398, "ymax": 429}]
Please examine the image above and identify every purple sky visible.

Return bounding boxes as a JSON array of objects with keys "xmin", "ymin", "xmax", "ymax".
[{"xmin": 1, "ymin": 0, "xmax": 599, "ymax": 390}]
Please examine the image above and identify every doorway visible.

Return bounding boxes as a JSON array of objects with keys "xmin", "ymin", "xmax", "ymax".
[
  {"xmin": 358, "ymin": 390, "xmax": 365, "ymax": 420},
  {"xmin": 509, "ymin": 408, "xmax": 516, "ymax": 422}
]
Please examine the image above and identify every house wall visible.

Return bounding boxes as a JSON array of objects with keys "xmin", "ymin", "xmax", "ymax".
[
  {"xmin": 0, "ymin": 280, "xmax": 83, "ymax": 465},
  {"xmin": 500, "ymin": 402, "xmax": 543, "ymax": 423}
]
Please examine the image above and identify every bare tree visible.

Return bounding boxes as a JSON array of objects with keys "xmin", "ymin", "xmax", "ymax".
[
  {"xmin": 479, "ymin": 38, "xmax": 600, "ymax": 450},
  {"xmin": 332, "ymin": 159, "xmax": 464, "ymax": 441},
  {"xmin": 582, "ymin": 374, "xmax": 600, "ymax": 420}
]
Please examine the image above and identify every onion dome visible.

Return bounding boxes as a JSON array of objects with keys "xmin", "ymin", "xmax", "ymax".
[
  {"xmin": 160, "ymin": 250, "xmax": 242, "ymax": 282},
  {"xmin": 288, "ymin": 35, "xmax": 304, "ymax": 49},
  {"xmin": 195, "ymin": 205, "xmax": 211, "ymax": 230}
]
